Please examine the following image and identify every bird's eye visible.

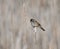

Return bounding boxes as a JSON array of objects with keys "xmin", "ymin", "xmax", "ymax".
[{"xmin": 30, "ymin": 19, "xmax": 33, "ymax": 21}]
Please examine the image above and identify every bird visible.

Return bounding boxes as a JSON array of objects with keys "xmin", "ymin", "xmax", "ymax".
[{"xmin": 30, "ymin": 18, "xmax": 45, "ymax": 31}]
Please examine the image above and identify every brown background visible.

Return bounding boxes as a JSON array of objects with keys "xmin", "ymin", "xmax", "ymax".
[{"xmin": 0, "ymin": 0, "xmax": 60, "ymax": 49}]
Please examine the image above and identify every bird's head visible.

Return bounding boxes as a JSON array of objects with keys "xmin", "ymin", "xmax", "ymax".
[{"xmin": 30, "ymin": 19, "xmax": 35, "ymax": 22}]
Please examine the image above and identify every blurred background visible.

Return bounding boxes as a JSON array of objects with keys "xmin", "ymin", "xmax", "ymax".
[{"xmin": 0, "ymin": 0, "xmax": 60, "ymax": 49}]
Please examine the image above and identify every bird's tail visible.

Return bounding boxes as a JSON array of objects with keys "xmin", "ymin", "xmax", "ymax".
[{"xmin": 40, "ymin": 26, "xmax": 45, "ymax": 31}]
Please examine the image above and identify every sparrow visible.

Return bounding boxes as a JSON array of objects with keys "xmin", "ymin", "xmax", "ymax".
[{"xmin": 30, "ymin": 19, "xmax": 45, "ymax": 31}]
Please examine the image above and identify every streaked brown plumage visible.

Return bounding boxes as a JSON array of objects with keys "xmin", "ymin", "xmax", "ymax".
[{"xmin": 30, "ymin": 19, "xmax": 45, "ymax": 31}]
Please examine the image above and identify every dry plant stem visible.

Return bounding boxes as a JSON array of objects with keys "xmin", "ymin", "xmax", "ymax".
[{"xmin": 34, "ymin": 27, "xmax": 37, "ymax": 43}]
